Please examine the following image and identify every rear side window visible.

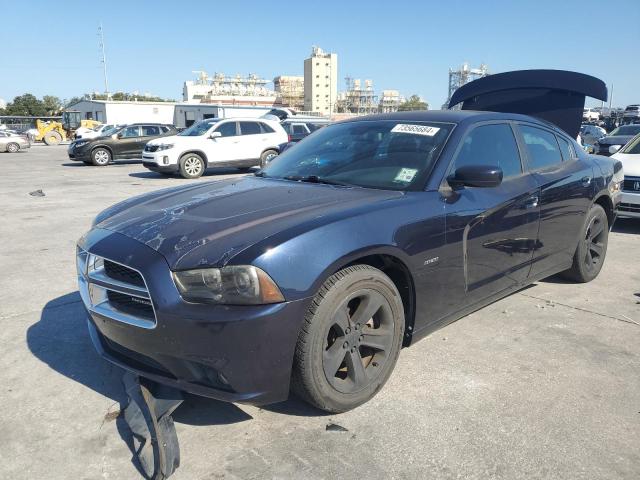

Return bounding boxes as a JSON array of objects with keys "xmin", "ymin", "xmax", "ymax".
[
  {"xmin": 259, "ymin": 122, "xmax": 275, "ymax": 133},
  {"xmin": 214, "ymin": 122, "xmax": 237, "ymax": 137},
  {"xmin": 292, "ymin": 124, "xmax": 307, "ymax": 134},
  {"xmin": 453, "ymin": 123, "xmax": 522, "ymax": 178},
  {"xmin": 239, "ymin": 122, "xmax": 261, "ymax": 135},
  {"xmin": 520, "ymin": 125, "xmax": 563, "ymax": 170},
  {"xmin": 308, "ymin": 123, "xmax": 326, "ymax": 132},
  {"xmin": 556, "ymin": 136, "xmax": 575, "ymax": 161},
  {"xmin": 142, "ymin": 125, "xmax": 160, "ymax": 136}
]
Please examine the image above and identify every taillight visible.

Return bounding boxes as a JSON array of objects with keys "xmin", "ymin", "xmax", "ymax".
[{"xmin": 287, "ymin": 134, "xmax": 291, "ymax": 142}]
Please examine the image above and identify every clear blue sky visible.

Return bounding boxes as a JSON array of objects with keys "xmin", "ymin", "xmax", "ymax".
[{"xmin": 2, "ymin": 0, "xmax": 638, "ymax": 108}]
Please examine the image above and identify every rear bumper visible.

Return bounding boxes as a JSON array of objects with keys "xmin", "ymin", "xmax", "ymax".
[{"xmin": 79, "ymin": 228, "xmax": 310, "ymax": 405}]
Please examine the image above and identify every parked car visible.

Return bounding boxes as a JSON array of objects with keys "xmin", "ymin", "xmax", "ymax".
[
  {"xmin": 580, "ymin": 124, "xmax": 606, "ymax": 145},
  {"xmin": 582, "ymin": 108, "xmax": 599, "ymax": 122},
  {"xmin": 593, "ymin": 123, "xmax": 640, "ymax": 156},
  {"xmin": 612, "ymin": 133, "xmax": 640, "ymax": 218},
  {"xmin": 76, "ymin": 124, "xmax": 123, "ymax": 140},
  {"xmin": 142, "ymin": 118, "xmax": 287, "ymax": 178},
  {"xmin": 622, "ymin": 104, "xmax": 640, "ymax": 123},
  {"xmin": 77, "ymin": 110, "xmax": 622, "ymax": 413},
  {"xmin": 0, "ymin": 131, "xmax": 30, "ymax": 152},
  {"xmin": 67, "ymin": 123, "xmax": 176, "ymax": 166},
  {"xmin": 281, "ymin": 118, "xmax": 331, "ymax": 143}
]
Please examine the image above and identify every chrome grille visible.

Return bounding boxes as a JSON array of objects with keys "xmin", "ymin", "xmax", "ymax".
[
  {"xmin": 77, "ymin": 247, "xmax": 157, "ymax": 328},
  {"xmin": 622, "ymin": 176, "xmax": 640, "ymax": 193}
]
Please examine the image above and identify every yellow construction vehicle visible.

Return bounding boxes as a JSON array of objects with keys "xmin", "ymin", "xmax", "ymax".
[{"xmin": 35, "ymin": 111, "xmax": 101, "ymax": 145}]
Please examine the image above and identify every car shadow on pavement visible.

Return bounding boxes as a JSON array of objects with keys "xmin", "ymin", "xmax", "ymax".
[
  {"xmin": 28, "ymin": 292, "xmax": 257, "ymax": 420},
  {"xmin": 128, "ymin": 168, "xmax": 252, "ymax": 179},
  {"xmin": 612, "ymin": 218, "xmax": 640, "ymax": 234}
]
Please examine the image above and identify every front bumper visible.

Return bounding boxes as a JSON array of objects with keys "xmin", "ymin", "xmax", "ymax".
[
  {"xmin": 78, "ymin": 228, "xmax": 310, "ymax": 405},
  {"xmin": 68, "ymin": 144, "xmax": 91, "ymax": 161},
  {"xmin": 142, "ymin": 150, "xmax": 180, "ymax": 172},
  {"xmin": 618, "ymin": 191, "xmax": 640, "ymax": 218}
]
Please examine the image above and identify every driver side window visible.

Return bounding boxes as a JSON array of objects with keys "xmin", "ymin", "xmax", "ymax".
[
  {"xmin": 454, "ymin": 123, "xmax": 522, "ymax": 178},
  {"xmin": 214, "ymin": 122, "xmax": 238, "ymax": 137},
  {"xmin": 120, "ymin": 126, "xmax": 140, "ymax": 138}
]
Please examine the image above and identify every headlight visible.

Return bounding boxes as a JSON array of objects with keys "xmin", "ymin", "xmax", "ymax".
[
  {"xmin": 156, "ymin": 144, "xmax": 174, "ymax": 151},
  {"xmin": 173, "ymin": 266, "xmax": 284, "ymax": 305}
]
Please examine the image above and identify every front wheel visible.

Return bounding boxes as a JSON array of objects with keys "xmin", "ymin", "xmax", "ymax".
[
  {"xmin": 260, "ymin": 149, "xmax": 278, "ymax": 168},
  {"xmin": 91, "ymin": 148, "xmax": 111, "ymax": 166},
  {"xmin": 561, "ymin": 204, "xmax": 608, "ymax": 283},
  {"xmin": 292, "ymin": 265, "xmax": 405, "ymax": 413},
  {"xmin": 179, "ymin": 153, "xmax": 205, "ymax": 179},
  {"xmin": 6, "ymin": 142, "xmax": 19, "ymax": 153}
]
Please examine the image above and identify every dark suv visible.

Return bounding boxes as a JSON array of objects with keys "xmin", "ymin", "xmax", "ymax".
[
  {"xmin": 68, "ymin": 123, "xmax": 176, "ymax": 166},
  {"xmin": 281, "ymin": 119, "xmax": 330, "ymax": 143}
]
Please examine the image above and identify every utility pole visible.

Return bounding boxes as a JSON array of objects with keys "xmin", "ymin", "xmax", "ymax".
[{"xmin": 98, "ymin": 24, "xmax": 110, "ymax": 98}]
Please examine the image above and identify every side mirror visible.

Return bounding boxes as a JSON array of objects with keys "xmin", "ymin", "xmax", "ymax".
[
  {"xmin": 449, "ymin": 165, "xmax": 503, "ymax": 188},
  {"xmin": 609, "ymin": 145, "xmax": 621, "ymax": 154},
  {"xmin": 113, "ymin": 133, "xmax": 120, "ymax": 139},
  {"xmin": 209, "ymin": 131, "xmax": 222, "ymax": 139}
]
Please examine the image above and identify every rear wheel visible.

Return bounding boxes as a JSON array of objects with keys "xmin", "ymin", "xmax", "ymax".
[
  {"xmin": 292, "ymin": 265, "xmax": 405, "ymax": 413},
  {"xmin": 260, "ymin": 149, "xmax": 278, "ymax": 168},
  {"xmin": 91, "ymin": 148, "xmax": 111, "ymax": 166},
  {"xmin": 43, "ymin": 131, "xmax": 62, "ymax": 145},
  {"xmin": 561, "ymin": 204, "xmax": 608, "ymax": 283},
  {"xmin": 6, "ymin": 142, "xmax": 19, "ymax": 153},
  {"xmin": 179, "ymin": 153, "xmax": 205, "ymax": 179}
]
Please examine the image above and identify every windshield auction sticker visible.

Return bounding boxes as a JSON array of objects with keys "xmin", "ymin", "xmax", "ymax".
[
  {"xmin": 395, "ymin": 168, "xmax": 418, "ymax": 183},
  {"xmin": 391, "ymin": 124, "xmax": 440, "ymax": 136}
]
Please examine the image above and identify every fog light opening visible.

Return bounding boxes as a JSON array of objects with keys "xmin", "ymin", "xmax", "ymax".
[{"xmin": 163, "ymin": 156, "xmax": 169, "ymax": 165}]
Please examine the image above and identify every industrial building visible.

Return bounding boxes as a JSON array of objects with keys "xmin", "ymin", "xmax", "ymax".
[
  {"xmin": 444, "ymin": 63, "xmax": 489, "ymax": 109},
  {"xmin": 304, "ymin": 46, "xmax": 338, "ymax": 115},
  {"xmin": 182, "ymin": 71, "xmax": 277, "ymax": 107},
  {"xmin": 274, "ymin": 75, "xmax": 305, "ymax": 110},
  {"xmin": 379, "ymin": 90, "xmax": 405, "ymax": 113},
  {"xmin": 337, "ymin": 78, "xmax": 378, "ymax": 115}
]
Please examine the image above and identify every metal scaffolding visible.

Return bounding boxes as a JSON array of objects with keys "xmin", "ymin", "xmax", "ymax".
[{"xmin": 444, "ymin": 63, "xmax": 489, "ymax": 109}]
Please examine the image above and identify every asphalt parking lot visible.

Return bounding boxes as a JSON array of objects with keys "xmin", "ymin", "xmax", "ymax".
[{"xmin": 1, "ymin": 145, "xmax": 639, "ymax": 479}]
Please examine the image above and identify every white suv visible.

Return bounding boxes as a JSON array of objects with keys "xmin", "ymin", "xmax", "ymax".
[{"xmin": 142, "ymin": 118, "xmax": 288, "ymax": 178}]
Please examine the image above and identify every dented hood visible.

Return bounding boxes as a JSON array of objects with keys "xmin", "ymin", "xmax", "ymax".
[{"xmin": 94, "ymin": 176, "xmax": 401, "ymax": 270}]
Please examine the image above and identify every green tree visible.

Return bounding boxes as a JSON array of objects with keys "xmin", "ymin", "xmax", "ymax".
[
  {"xmin": 65, "ymin": 96, "xmax": 84, "ymax": 108},
  {"xmin": 42, "ymin": 95, "xmax": 62, "ymax": 115},
  {"xmin": 4, "ymin": 94, "xmax": 47, "ymax": 116},
  {"xmin": 398, "ymin": 95, "xmax": 428, "ymax": 111}
]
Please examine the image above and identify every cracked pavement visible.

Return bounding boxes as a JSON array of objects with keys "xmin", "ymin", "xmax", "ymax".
[{"xmin": 1, "ymin": 146, "xmax": 639, "ymax": 479}]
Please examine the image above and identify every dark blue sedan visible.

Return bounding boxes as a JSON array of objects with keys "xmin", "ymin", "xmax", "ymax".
[{"xmin": 77, "ymin": 110, "xmax": 622, "ymax": 412}]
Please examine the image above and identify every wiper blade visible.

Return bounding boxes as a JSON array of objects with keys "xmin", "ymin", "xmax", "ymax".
[{"xmin": 282, "ymin": 175, "xmax": 351, "ymax": 187}]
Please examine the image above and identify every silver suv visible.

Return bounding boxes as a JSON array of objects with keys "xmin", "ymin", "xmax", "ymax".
[{"xmin": 623, "ymin": 105, "xmax": 640, "ymax": 122}]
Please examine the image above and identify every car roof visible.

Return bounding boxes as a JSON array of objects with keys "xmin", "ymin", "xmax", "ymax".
[{"xmin": 341, "ymin": 109, "xmax": 557, "ymax": 128}]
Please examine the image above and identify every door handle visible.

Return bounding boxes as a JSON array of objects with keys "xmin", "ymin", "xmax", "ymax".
[
  {"xmin": 522, "ymin": 195, "xmax": 539, "ymax": 209},
  {"xmin": 581, "ymin": 176, "xmax": 592, "ymax": 187}
]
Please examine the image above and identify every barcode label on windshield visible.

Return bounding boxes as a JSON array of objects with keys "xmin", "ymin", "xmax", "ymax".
[{"xmin": 391, "ymin": 124, "xmax": 440, "ymax": 136}]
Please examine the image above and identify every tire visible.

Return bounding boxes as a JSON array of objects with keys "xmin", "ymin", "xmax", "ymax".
[
  {"xmin": 91, "ymin": 148, "xmax": 111, "ymax": 166},
  {"xmin": 6, "ymin": 142, "xmax": 19, "ymax": 153},
  {"xmin": 292, "ymin": 265, "xmax": 405, "ymax": 413},
  {"xmin": 260, "ymin": 149, "xmax": 278, "ymax": 168},
  {"xmin": 561, "ymin": 204, "xmax": 608, "ymax": 283},
  {"xmin": 179, "ymin": 153, "xmax": 205, "ymax": 179},
  {"xmin": 43, "ymin": 131, "xmax": 62, "ymax": 145}
]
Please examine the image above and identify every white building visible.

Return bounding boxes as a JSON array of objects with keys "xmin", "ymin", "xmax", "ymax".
[
  {"xmin": 183, "ymin": 72, "xmax": 277, "ymax": 103},
  {"xmin": 379, "ymin": 90, "xmax": 405, "ymax": 113},
  {"xmin": 304, "ymin": 46, "xmax": 338, "ymax": 115},
  {"xmin": 67, "ymin": 100, "xmax": 176, "ymax": 125}
]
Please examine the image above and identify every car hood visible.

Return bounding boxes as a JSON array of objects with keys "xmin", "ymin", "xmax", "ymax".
[
  {"xmin": 612, "ymin": 152, "xmax": 640, "ymax": 177},
  {"xmin": 93, "ymin": 177, "xmax": 403, "ymax": 270},
  {"xmin": 598, "ymin": 135, "xmax": 633, "ymax": 145},
  {"xmin": 147, "ymin": 134, "xmax": 186, "ymax": 145}
]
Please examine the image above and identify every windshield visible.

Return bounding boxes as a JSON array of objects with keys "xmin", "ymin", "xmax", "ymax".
[
  {"xmin": 178, "ymin": 120, "xmax": 217, "ymax": 136},
  {"xmin": 620, "ymin": 134, "xmax": 640, "ymax": 154},
  {"xmin": 610, "ymin": 125, "xmax": 640, "ymax": 136},
  {"xmin": 262, "ymin": 120, "xmax": 454, "ymax": 190},
  {"xmin": 99, "ymin": 126, "xmax": 119, "ymax": 137}
]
